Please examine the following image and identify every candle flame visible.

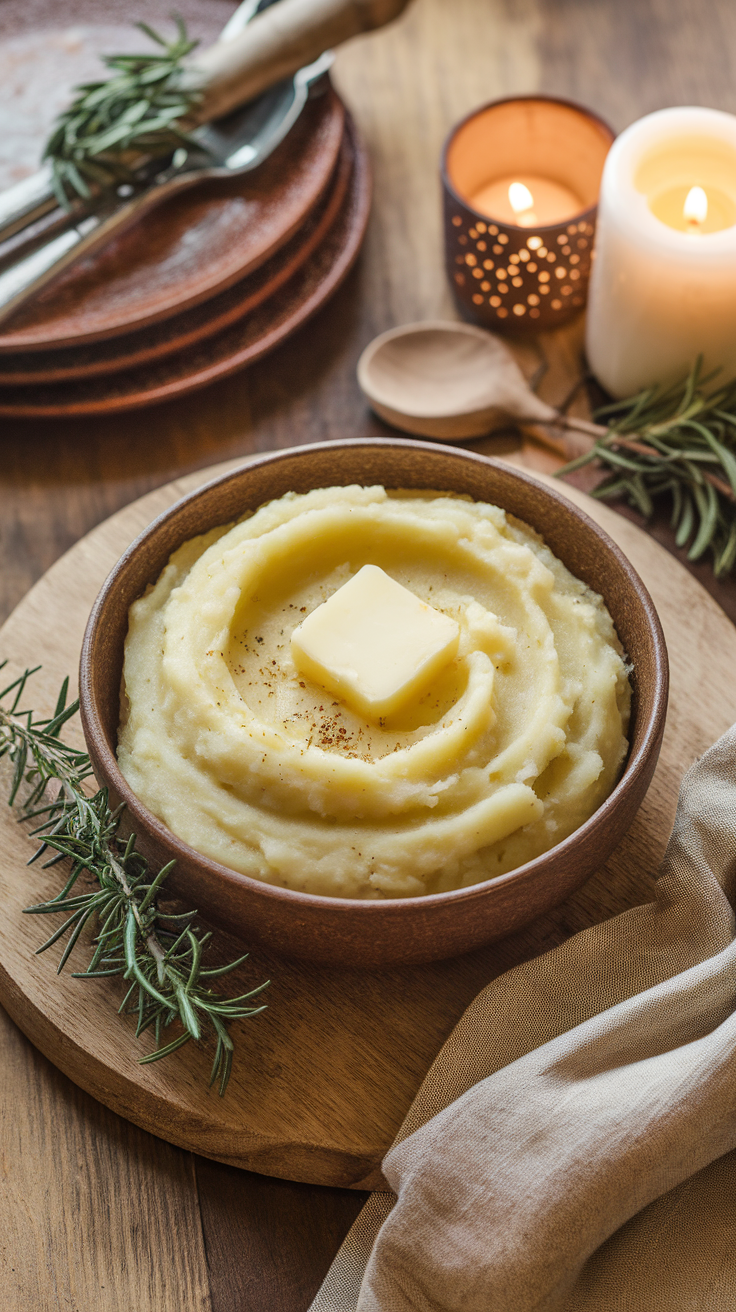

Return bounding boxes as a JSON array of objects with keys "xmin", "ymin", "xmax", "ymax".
[
  {"xmin": 508, "ymin": 181, "xmax": 538, "ymax": 227},
  {"xmin": 683, "ymin": 185, "xmax": 708, "ymax": 226},
  {"xmin": 509, "ymin": 182, "xmax": 535, "ymax": 214}
]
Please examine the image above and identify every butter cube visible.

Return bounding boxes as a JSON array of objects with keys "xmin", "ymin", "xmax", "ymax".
[{"xmin": 291, "ymin": 565, "xmax": 460, "ymax": 720}]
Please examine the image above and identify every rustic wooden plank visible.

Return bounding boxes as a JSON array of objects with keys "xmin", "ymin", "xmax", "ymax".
[
  {"xmin": 0, "ymin": 1005, "xmax": 212, "ymax": 1311},
  {"xmin": 195, "ymin": 1159, "xmax": 365, "ymax": 1312},
  {"xmin": 538, "ymin": 0, "xmax": 736, "ymax": 130},
  {"xmin": 1, "ymin": 0, "xmax": 736, "ymax": 1308}
]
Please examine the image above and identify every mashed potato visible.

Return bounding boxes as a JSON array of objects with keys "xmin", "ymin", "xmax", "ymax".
[{"xmin": 117, "ymin": 485, "xmax": 631, "ymax": 899}]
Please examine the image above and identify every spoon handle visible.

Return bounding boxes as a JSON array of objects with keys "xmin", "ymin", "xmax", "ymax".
[
  {"xmin": 516, "ymin": 411, "xmax": 608, "ymax": 460},
  {"xmin": 554, "ymin": 414, "xmax": 608, "ymax": 439}
]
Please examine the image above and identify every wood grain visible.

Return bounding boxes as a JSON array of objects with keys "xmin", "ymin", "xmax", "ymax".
[
  {"xmin": 2, "ymin": 1, "xmax": 736, "ymax": 1309},
  {"xmin": 0, "ymin": 453, "xmax": 734, "ymax": 1193},
  {"xmin": 0, "ymin": 1004, "xmax": 212, "ymax": 1311}
]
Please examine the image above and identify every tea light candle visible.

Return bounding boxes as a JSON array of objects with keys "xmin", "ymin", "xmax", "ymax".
[
  {"xmin": 442, "ymin": 96, "xmax": 613, "ymax": 332},
  {"xmin": 586, "ymin": 107, "xmax": 736, "ymax": 397}
]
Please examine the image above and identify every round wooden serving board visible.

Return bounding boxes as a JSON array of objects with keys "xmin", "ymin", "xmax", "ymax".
[{"xmin": 1, "ymin": 454, "xmax": 735, "ymax": 1191}]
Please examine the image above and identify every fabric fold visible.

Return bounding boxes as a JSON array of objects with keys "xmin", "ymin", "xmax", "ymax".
[{"xmin": 310, "ymin": 725, "xmax": 736, "ymax": 1311}]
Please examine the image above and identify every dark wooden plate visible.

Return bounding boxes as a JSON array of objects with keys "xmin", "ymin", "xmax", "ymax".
[
  {"xmin": 0, "ymin": 118, "xmax": 371, "ymax": 414},
  {"xmin": 0, "ymin": 130, "xmax": 353, "ymax": 384},
  {"xmin": 0, "ymin": 1, "xmax": 345, "ymax": 349}
]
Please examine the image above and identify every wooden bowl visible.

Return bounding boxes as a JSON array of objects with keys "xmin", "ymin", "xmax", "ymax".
[{"xmin": 79, "ymin": 440, "xmax": 668, "ymax": 968}]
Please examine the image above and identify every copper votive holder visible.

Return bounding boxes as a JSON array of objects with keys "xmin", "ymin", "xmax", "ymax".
[{"xmin": 442, "ymin": 96, "xmax": 614, "ymax": 333}]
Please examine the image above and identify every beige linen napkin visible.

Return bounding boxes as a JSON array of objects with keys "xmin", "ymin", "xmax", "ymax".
[{"xmin": 310, "ymin": 726, "xmax": 736, "ymax": 1311}]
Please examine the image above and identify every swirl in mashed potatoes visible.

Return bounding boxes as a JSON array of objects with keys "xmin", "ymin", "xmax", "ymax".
[{"xmin": 117, "ymin": 485, "xmax": 631, "ymax": 899}]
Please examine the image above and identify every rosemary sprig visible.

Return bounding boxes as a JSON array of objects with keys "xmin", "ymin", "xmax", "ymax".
[
  {"xmin": 557, "ymin": 359, "xmax": 736, "ymax": 577},
  {"xmin": 43, "ymin": 17, "xmax": 202, "ymax": 209},
  {"xmin": 0, "ymin": 663, "xmax": 268, "ymax": 1094}
]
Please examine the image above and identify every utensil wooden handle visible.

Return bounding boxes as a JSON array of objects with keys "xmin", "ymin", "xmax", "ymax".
[{"xmin": 194, "ymin": 0, "xmax": 412, "ymax": 121}]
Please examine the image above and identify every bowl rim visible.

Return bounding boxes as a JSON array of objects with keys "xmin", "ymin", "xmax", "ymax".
[
  {"xmin": 80, "ymin": 437, "xmax": 669, "ymax": 917},
  {"xmin": 439, "ymin": 92, "xmax": 616, "ymax": 231}
]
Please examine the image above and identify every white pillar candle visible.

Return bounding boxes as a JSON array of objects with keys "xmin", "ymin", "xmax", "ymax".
[{"xmin": 586, "ymin": 106, "xmax": 736, "ymax": 398}]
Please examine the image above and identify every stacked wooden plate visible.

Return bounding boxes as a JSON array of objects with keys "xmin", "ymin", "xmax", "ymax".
[
  {"xmin": 0, "ymin": 0, "xmax": 369, "ymax": 417},
  {"xmin": 0, "ymin": 84, "xmax": 370, "ymax": 416}
]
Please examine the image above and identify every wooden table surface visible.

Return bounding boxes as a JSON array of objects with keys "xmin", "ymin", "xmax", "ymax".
[{"xmin": 3, "ymin": 1, "xmax": 736, "ymax": 1308}]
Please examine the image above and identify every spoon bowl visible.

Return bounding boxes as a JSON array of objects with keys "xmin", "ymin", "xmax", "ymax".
[{"xmin": 357, "ymin": 319, "xmax": 558, "ymax": 440}]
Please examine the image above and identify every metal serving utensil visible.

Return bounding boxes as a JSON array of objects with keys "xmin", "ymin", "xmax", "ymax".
[
  {"xmin": 0, "ymin": 0, "xmax": 267, "ymax": 246},
  {"xmin": 0, "ymin": 0, "xmax": 411, "ymax": 254},
  {"xmin": 0, "ymin": 49, "xmax": 333, "ymax": 326}
]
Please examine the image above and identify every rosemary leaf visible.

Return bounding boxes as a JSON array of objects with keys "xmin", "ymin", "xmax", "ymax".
[
  {"xmin": 43, "ymin": 18, "xmax": 203, "ymax": 208},
  {"xmin": 557, "ymin": 358, "xmax": 736, "ymax": 577},
  {"xmin": 0, "ymin": 664, "xmax": 268, "ymax": 1093}
]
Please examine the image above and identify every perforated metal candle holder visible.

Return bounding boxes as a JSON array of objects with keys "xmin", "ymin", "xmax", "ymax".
[{"xmin": 442, "ymin": 96, "xmax": 614, "ymax": 334}]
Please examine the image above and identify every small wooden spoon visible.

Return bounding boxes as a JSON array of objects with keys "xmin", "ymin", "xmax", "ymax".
[{"xmin": 357, "ymin": 320, "xmax": 603, "ymax": 445}]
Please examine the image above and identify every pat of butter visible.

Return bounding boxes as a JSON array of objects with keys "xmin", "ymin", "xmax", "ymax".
[{"xmin": 291, "ymin": 564, "xmax": 460, "ymax": 720}]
